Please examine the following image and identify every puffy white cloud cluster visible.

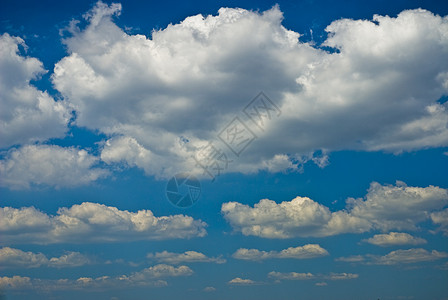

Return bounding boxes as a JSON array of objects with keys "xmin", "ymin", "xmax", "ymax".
[
  {"xmin": 147, "ymin": 250, "xmax": 225, "ymax": 264},
  {"xmin": 0, "ymin": 145, "xmax": 109, "ymax": 189},
  {"xmin": 222, "ymin": 181, "xmax": 448, "ymax": 238},
  {"xmin": 232, "ymin": 244, "xmax": 328, "ymax": 260},
  {"xmin": 337, "ymin": 248, "xmax": 448, "ymax": 265},
  {"xmin": 46, "ymin": 2, "xmax": 448, "ymax": 179},
  {"xmin": 0, "ymin": 202, "xmax": 207, "ymax": 244},
  {"xmin": 0, "ymin": 34, "xmax": 71, "ymax": 149},
  {"xmin": 0, "ymin": 247, "xmax": 90, "ymax": 268},
  {"xmin": 0, "ymin": 264, "xmax": 192, "ymax": 291},
  {"xmin": 363, "ymin": 232, "xmax": 427, "ymax": 247}
]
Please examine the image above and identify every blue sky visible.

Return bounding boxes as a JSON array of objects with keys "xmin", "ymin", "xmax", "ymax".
[{"xmin": 1, "ymin": 0, "xmax": 448, "ymax": 299}]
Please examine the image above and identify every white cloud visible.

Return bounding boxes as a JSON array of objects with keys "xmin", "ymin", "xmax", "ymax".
[
  {"xmin": 222, "ymin": 181, "xmax": 448, "ymax": 238},
  {"xmin": 49, "ymin": 3, "xmax": 448, "ymax": 179},
  {"xmin": 0, "ymin": 247, "xmax": 90, "ymax": 268},
  {"xmin": 0, "ymin": 202, "xmax": 207, "ymax": 244},
  {"xmin": 232, "ymin": 244, "xmax": 328, "ymax": 260},
  {"xmin": 371, "ymin": 248, "xmax": 448, "ymax": 265},
  {"xmin": 363, "ymin": 232, "xmax": 427, "ymax": 247},
  {"xmin": 0, "ymin": 264, "xmax": 191, "ymax": 291},
  {"xmin": 0, "ymin": 34, "xmax": 71, "ymax": 149},
  {"xmin": 203, "ymin": 286, "xmax": 216, "ymax": 292},
  {"xmin": 431, "ymin": 208, "xmax": 448, "ymax": 235},
  {"xmin": 0, "ymin": 145, "xmax": 109, "ymax": 189},
  {"xmin": 228, "ymin": 277, "xmax": 257, "ymax": 285},
  {"xmin": 268, "ymin": 271, "xmax": 314, "ymax": 280},
  {"xmin": 147, "ymin": 250, "xmax": 225, "ymax": 264},
  {"xmin": 337, "ymin": 248, "xmax": 448, "ymax": 265},
  {"xmin": 268, "ymin": 271, "xmax": 357, "ymax": 281}
]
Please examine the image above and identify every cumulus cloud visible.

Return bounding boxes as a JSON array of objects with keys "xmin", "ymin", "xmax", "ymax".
[
  {"xmin": 49, "ymin": 2, "xmax": 448, "ymax": 179},
  {"xmin": 0, "ymin": 34, "xmax": 71, "ymax": 149},
  {"xmin": 363, "ymin": 232, "xmax": 427, "ymax": 247},
  {"xmin": 228, "ymin": 277, "xmax": 257, "ymax": 285},
  {"xmin": 147, "ymin": 250, "xmax": 225, "ymax": 264},
  {"xmin": 0, "ymin": 264, "xmax": 191, "ymax": 291},
  {"xmin": 337, "ymin": 248, "xmax": 448, "ymax": 265},
  {"xmin": 0, "ymin": 145, "xmax": 109, "ymax": 189},
  {"xmin": 431, "ymin": 208, "xmax": 448, "ymax": 235},
  {"xmin": 232, "ymin": 244, "xmax": 328, "ymax": 260},
  {"xmin": 0, "ymin": 202, "xmax": 207, "ymax": 244},
  {"xmin": 222, "ymin": 181, "xmax": 448, "ymax": 238},
  {"xmin": 268, "ymin": 271, "xmax": 357, "ymax": 281},
  {"xmin": 0, "ymin": 247, "xmax": 90, "ymax": 268}
]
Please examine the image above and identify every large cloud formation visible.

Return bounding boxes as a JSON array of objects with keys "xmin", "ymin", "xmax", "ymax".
[
  {"xmin": 222, "ymin": 181, "xmax": 448, "ymax": 238},
  {"xmin": 0, "ymin": 202, "xmax": 207, "ymax": 244},
  {"xmin": 47, "ymin": 2, "xmax": 448, "ymax": 179}
]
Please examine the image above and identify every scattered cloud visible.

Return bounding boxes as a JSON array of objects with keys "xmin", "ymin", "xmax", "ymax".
[
  {"xmin": 0, "ymin": 202, "xmax": 207, "ymax": 244},
  {"xmin": 203, "ymin": 286, "xmax": 216, "ymax": 292},
  {"xmin": 0, "ymin": 145, "xmax": 109, "ymax": 189},
  {"xmin": 47, "ymin": 3, "xmax": 448, "ymax": 179},
  {"xmin": 268, "ymin": 271, "xmax": 314, "ymax": 280},
  {"xmin": 363, "ymin": 232, "xmax": 427, "ymax": 247},
  {"xmin": 268, "ymin": 271, "xmax": 357, "ymax": 281},
  {"xmin": 431, "ymin": 208, "xmax": 448, "ymax": 235},
  {"xmin": 0, "ymin": 264, "xmax": 191, "ymax": 291},
  {"xmin": 0, "ymin": 247, "xmax": 90, "ymax": 268},
  {"xmin": 147, "ymin": 251, "xmax": 225, "ymax": 264},
  {"xmin": 228, "ymin": 277, "xmax": 257, "ymax": 285},
  {"xmin": 337, "ymin": 248, "xmax": 448, "ymax": 265},
  {"xmin": 222, "ymin": 181, "xmax": 448, "ymax": 238},
  {"xmin": 0, "ymin": 33, "xmax": 71, "ymax": 149},
  {"xmin": 232, "ymin": 244, "xmax": 328, "ymax": 261}
]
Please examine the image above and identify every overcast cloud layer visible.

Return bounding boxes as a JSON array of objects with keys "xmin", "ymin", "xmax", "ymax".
[{"xmin": 2, "ymin": 3, "xmax": 448, "ymax": 187}]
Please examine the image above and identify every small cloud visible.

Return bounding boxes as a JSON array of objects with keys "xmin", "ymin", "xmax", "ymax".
[
  {"xmin": 228, "ymin": 277, "xmax": 256, "ymax": 285},
  {"xmin": 203, "ymin": 286, "xmax": 216, "ymax": 292},
  {"xmin": 315, "ymin": 282, "xmax": 327, "ymax": 286},
  {"xmin": 147, "ymin": 251, "xmax": 225, "ymax": 264},
  {"xmin": 232, "ymin": 244, "xmax": 328, "ymax": 261},
  {"xmin": 362, "ymin": 232, "xmax": 427, "ymax": 247}
]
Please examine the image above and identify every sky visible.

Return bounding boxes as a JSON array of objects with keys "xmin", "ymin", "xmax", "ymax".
[{"xmin": 1, "ymin": 0, "xmax": 448, "ymax": 299}]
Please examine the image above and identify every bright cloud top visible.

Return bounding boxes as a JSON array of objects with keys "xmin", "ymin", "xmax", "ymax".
[
  {"xmin": 222, "ymin": 181, "xmax": 448, "ymax": 238},
  {"xmin": 0, "ymin": 202, "xmax": 207, "ymax": 244}
]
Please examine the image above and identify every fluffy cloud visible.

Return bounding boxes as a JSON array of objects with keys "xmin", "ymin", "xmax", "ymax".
[
  {"xmin": 50, "ymin": 2, "xmax": 448, "ymax": 179},
  {"xmin": 232, "ymin": 244, "xmax": 328, "ymax": 260},
  {"xmin": 337, "ymin": 248, "xmax": 448, "ymax": 265},
  {"xmin": 228, "ymin": 277, "xmax": 257, "ymax": 285},
  {"xmin": 268, "ymin": 271, "xmax": 358, "ymax": 281},
  {"xmin": 363, "ymin": 232, "xmax": 427, "ymax": 247},
  {"xmin": 431, "ymin": 208, "xmax": 448, "ymax": 235},
  {"xmin": 0, "ymin": 202, "xmax": 207, "ymax": 244},
  {"xmin": 0, "ymin": 247, "xmax": 90, "ymax": 268},
  {"xmin": 222, "ymin": 181, "xmax": 448, "ymax": 238},
  {"xmin": 0, "ymin": 34, "xmax": 71, "ymax": 149},
  {"xmin": 0, "ymin": 145, "xmax": 109, "ymax": 189},
  {"xmin": 147, "ymin": 250, "xmax": 225, "ymax": 264},
  {"xmin": 0, "ymin": 264, "xmax": 191, "ymax": 291}
]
